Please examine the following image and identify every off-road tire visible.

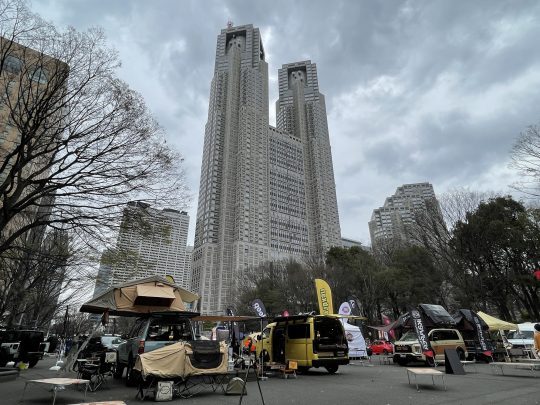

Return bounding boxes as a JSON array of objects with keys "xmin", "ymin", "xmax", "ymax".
[
  {"xmin": 325, "ymin": 365, "xmax": 339, "ymax": 374},
  {"xmin": 396, "ymin": 357, "xmax": 408, "ymax": 366}
]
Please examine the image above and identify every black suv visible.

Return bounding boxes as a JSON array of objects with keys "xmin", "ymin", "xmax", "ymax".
[{"xmin": 0, "ymin": 329, "xmax": 45, "ymax": 368}]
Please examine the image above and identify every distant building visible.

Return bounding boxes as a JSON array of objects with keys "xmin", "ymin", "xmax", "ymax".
[
  {"xmin": 109, "ymin": 201, "xmax": 191, "ymax": 290},
  {"xmin": 92, "ymin": 249, "xmax": 114, "ymax": 298},
  {"xmin": 341, "ymin": 237, "xmax": 364, "ymax": 249},
  {"xmin": 369, "ymin": 182, "xmax": 443, "ymax": 250},
  {"xmin": 192, "ymin": 24, "xmax": 341, "ymax": 314},
  {"xmin": 1, "ymin": 38, "xmax": 67, "ymax": 254}
]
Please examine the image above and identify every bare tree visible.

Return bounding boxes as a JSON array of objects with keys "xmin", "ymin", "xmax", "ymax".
[
  {"xmin": 510, "ymin": 123, "xmax": 540, "ymax": 198},
  {"xmin": 0, "ymin": 0, "xmax": 188, "ymax": 259}
]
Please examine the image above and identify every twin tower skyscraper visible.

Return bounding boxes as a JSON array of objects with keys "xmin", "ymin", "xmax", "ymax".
[{"xmin": 192, "ymin": 24, "xmax": 341, "ymax": 314}]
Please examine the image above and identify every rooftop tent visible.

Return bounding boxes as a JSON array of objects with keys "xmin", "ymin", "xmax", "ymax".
[
  {"xmin": 453, "ymin": 309, "xmax": 489, "ymax": 331},
  {"xmin": 80, "ymin": 276, "xmax": 199, "ymax": 317},
  {"xmin": 418, "ymin": 304, "xmax": 456, "ymax": 327},
  {"xmin": 476, "ymin": 311, "xmax": 518, "ymax": 331},
  {"xmin": 368, "ymin": 305, "xmax": 455, "ymax": 333}
]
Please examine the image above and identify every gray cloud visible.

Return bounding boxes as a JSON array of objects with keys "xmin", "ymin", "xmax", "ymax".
[{"xmin": 33, "ymin": 0, "xmax": 540, "ymax": 244}]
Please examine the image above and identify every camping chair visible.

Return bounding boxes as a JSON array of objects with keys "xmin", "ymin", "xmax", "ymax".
[{"xmin": 77, "ymin": 351, "xmax": 116, "ymax": 392}]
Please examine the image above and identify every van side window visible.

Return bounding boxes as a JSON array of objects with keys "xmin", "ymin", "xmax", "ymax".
[
  {"xmin": 262, "ymin": 327, "xmax": 271, "ymax": 339},
  {"xmin": 287, "ymin": 324, "xmax": 310, "ymax": 339}
]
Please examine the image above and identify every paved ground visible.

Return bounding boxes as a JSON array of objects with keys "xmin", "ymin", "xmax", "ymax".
[{"xmin": 2, "ymin": 355, "xmax": 539, "ymax": 404}]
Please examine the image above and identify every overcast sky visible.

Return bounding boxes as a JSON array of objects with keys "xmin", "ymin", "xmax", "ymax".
[{"xmin": 33, "ymin": 0, "xmax": 540, "ymax": 245}]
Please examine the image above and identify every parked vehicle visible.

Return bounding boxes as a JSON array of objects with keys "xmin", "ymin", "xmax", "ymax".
[
  {"xmin": 256, "ymin": 314, "xmax": 349, "ymax": 374},
  {"xmin": 393, "ymin": 328, "xmax": 468, "ymax": 366},
  {"xmin": 507, "ymin": 323, "xmax": 537, "ymax": 349},
  {"xmin": 368, "ymin": 339, "xmax": 393, "ymax": 355},
  {"xmin": 100, "ymin": 335, "xmax": 124, "ymax": 350},
  {"xmin": 0, "ymin": 329, "xmax": 44, "ymax": 368},
  {"xmin": 115, "ymin": 314, "xmax": 195, "ymax": 384}
]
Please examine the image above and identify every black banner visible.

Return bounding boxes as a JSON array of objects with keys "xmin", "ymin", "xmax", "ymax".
[
  {"xmin": 409, "ymin": 306, "xmax": 435, "ymax": 365},
  {"xmin": 472, "ymin": 311, "xmax": 491, "ymax": 355},
  {"xmin": 226, "ymin": 307, "xmax": 240, "ymax": 344},
  {"xmin": 347, "ymin": 295, "xmax": 361, "ymax": 316},
  {"xmin": 251, "ymin": 299, "xmax": 267, "ymax": 318}
]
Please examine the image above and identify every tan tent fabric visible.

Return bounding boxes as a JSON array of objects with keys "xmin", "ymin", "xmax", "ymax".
[
  {"xmin": 134, "ymin": 341, "xmax": 228, "ymax": 379},
  {"xmin": 80, "ymin": 276, "xmax": 199, "ymax": 316},
  {"xmin": 477, "ymin": 311, "xmax": 518, "ymax": 331},
  {"xmin": 183, "ymin": 342, "xmax": 228, "ymax": 376},
  {"xmin": 134, "ymin": 284, "xmax": 176, "ymax": 306}
]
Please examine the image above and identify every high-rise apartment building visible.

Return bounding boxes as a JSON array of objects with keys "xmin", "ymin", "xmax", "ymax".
[
  {"xmin": 192, "ymin": 24, "xmax": 341, "ymax": 314},
  {"xmin": 110, "ymin": 202, "xmax": 191, "ymax": 289},
  {"xmin": 369, "ymin": 182, "xmax": 443, "ymax": 249}
]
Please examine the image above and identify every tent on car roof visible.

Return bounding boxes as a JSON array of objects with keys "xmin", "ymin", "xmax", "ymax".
[{"xmin": 79, "ymin": 276, "xmax": 199, "ymax": 317}]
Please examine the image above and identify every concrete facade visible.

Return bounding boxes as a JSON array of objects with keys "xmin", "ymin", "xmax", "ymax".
[
  {"xmin": 368, "ymin": 182, "xmax": 442, "ymax": 249},
  {"xmin": 192, "ymin": 25, "xmax": 341, "ymax": 314},
  {"xmin": 110, "ymin": 201, "xmax": 191, "ymax": 289}
]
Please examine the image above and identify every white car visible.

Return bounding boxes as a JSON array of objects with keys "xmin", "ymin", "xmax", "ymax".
[{"xmin": 507, "ymin": 323, "xmax": 537, "ymax": 349}]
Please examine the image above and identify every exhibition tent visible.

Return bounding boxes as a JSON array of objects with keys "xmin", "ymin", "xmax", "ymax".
[
  {"xmin": 477, "ymin": 311, "xmax": 517, "ymax": 331},
  {"xmin": 341, "ymin": 319, "xmax": 368, "ymax": 358}
]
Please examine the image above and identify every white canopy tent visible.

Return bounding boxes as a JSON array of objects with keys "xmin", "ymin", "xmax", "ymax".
[{"xmin": 341, "ymin": 319, "xmax": 368, "ymax": 358}]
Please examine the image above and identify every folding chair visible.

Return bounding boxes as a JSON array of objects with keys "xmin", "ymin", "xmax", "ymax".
[{"xmin": 77, "ymin": 351, "xmax": 116, "ymax": 392}]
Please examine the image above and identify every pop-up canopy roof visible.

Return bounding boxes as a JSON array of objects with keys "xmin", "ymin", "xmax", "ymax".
[
  {"xmin": 80, "ymin": 276, "xmax": 199, "ymax": 317},
  {"xmin": 477, "ymin": 311, "xmax": 518, "ymax": 331}
]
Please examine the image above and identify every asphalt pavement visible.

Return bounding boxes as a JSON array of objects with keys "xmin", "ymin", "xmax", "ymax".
[{"xmin": 1, "ymin": 355, "xmax": 539, "ymax": 404}]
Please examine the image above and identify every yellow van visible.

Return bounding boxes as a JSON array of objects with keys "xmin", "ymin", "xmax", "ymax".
[{"xmin": 256, "ymin": 314, "xmax": 349, "ymax": 374}]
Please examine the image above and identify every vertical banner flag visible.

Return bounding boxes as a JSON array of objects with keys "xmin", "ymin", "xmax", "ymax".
[
  {"xmin": 381, "ymin": 314, "xmax": 395, "ymax": 340},
  {"xmin": 315, "ymin": 279, "xmax": 334, "ymax": 315},
  {"xmin": 226, "ymin": 307, "xmax": 240, "ymax": 343},
  {"xmin": 471, "ymin": 311, "xmax": 492, "ymax": 356},
  {"xmin": 409, "ymin": 306, "xmax": 435, "ymax": 365},
  {"xmin": 338, "ymin": 302, "xmax": 352, "ymax": 316},
  {"xmin": 251, "ymin": 299, "xmax": 267, "ymax": 318},
  {"xmin": 347, "ymin": 295, "xmax": 361, "ymax": 316}
]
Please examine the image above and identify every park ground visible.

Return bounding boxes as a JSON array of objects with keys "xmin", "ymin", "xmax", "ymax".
[{"xmin": 2, "ymin": 355, "xmax": 539, "ymax": 405}]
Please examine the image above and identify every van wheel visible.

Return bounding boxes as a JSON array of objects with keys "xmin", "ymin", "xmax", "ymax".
[
  {"xmin": 456, "ymin": 349, "xmax": 465, "ymax": 360},
  {"xmin": 325, "ymin": 365, "xmax": 338, "ymax": 374},
  {"xmin": 297, "ymin": 366, "xmax": 309, "ymax": 374}
]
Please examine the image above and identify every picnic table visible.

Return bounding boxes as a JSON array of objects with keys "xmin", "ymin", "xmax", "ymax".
[
  {"xmin": 406, "ymin": 368, "xmax": 447, "ymax": 392},
  {"xmin": 21, "ymin": 378, "xmax": 89, "ymax": 405}
]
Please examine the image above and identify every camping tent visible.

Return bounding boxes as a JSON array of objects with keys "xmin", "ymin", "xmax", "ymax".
[
  {"xmin": 341, "ymin": 320, "xmax": 367, "ymax": 358},
  {"xmin": 134, "ymin": 340, "xmax": 228, "ymax": 379},
  {"xmin": 477, "ymin": 311, "xmax": 517, "ymax": 331},
  {"xmin": 80, "ymin": 276, "xmax": 199, "ymax": 317}
]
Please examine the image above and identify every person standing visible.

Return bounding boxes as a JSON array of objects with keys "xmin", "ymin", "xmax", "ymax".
[{"xmin": 533, "ymin": 324, "xmax": 540, "ymax": 359}]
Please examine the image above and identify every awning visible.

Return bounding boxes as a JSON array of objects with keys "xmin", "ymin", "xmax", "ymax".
[
  {"xmin": 477, "ymin": 311, "xmax": 517, "ymax": 331},
  {"xmin": 192, "ymin": 315, "xmax": 260, "ymax": 322}
]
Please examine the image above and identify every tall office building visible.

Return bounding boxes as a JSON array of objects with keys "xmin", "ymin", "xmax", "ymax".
[
  {"xmin": 274, "ymin": 61, "xmax": 341, "ymax": 255},
  {"xmin": 192, "ymin": 25, "xmax": 341, "ymax": 314},
  {"xmin": 368, "ymin": 182, "xmax": 443, "ymax": 249},
  {"xmin": 110, "ymin": 202, "xmax": 191, "ymax": 289}
]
